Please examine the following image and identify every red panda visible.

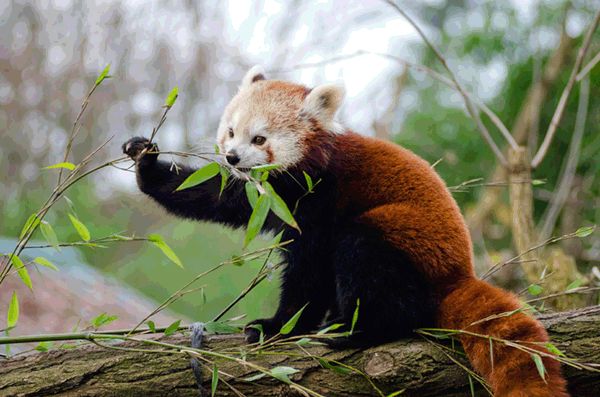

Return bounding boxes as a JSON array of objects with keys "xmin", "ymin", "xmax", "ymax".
[{"xmin": 123, "ymin": 66, "xmax": 569, "ymax": 396}]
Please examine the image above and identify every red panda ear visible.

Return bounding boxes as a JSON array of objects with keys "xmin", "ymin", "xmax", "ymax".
[
  {"xmin": 301, "ymin": 84, "xmax": 345, "ymax": 126},
  {"xmin": 241, "ymin": 65, "xmax": 266, "ymax": 88}
]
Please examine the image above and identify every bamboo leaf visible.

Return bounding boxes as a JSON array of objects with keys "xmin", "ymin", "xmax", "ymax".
[
  {"xmin": 164, "ymin": 319, "xmax": 181, "ymax": 336},
  {"xmin": 44, "ymin": 162, "xmax": 76, "ymax": 171},
  {"xmin": 243, "ymin": 373, "xmax": 266, "ymax": 382},
  {"xmin": 280, "ymin": 304, "xmax": 308, "ymax": 335},
  {"xmin": 10, "ymin": 254, "xmax": 33, "ymax": 290},
  {"xmin": 317, "ymin": 323, "xmax": 345, "ymax": 335},
  {"xmin": 263, "ymin": 181, "xmax": 299, "ymax": 231},
  {"xmin": 148, "ymin": 234, "xmax": 183, "ymax": 268},
  {"xmin": 19, "ymin": 213, "xmax": 40, "ymax": 239},
  {"xmin": 7, "ymin": 291, "xmax": 18, "ymax": 328},
  {"xmin": 566, "ymin": 279, "xmax": 583, "ymax": 291},
  {"xmin": 244, "ymin": 195, "xmax": 270, "ymax": 248},
  {"xmin": 146, "ymin": 320, "xmax": 156, "ymax": 333},
  {"xmin": 528, "ymin": 284, "xmax": 543, "ymax": 296},
  {"xmin": 219, "ymin": 166, "xmax": 230, "ymax": 197},
  {"xmin": 211, "ymin": 364, "xmax": 219, "ymax": 397},
  {"xmin": 350, "ymin": 299, "xmax": 360, "ymax": 335},
  {"xmin": 545, "ymin": 342, "xmax": 565, "ymax": 357},
  {"xmin": 68, "ymin": 214, "xmax": 91, "ymax": 242},
  {"xmin": 531, "ymin": 353, "xmax": 546, "ymax": 380},
  {"xmin": 34, "ymin": 257, "xmax": 59, "ymax": 271},
  {"xmin": 95, "ymin": 64, "xmax": 111, "ymax": 85},
  {"xmin": 575, "ymin": 226, "xmax": 595, "ymax": 238},
  {"xmin": 35, "ymin": 341, "xmax": 53, "ymax": 352},
  {"xmin": 303, "ymin": 171, "xmax": 314, "ymax": 191},
  {"xmin": 245, "ymin": 182, "xmax": 259, "ymax": 208},
  {"xmin": 269, "ymin": 366, "xmax": 299, "ymax": 384},
  {"xmin": 40, "ymin": 221, "xmax": 60, "ymax": 251},
  {"xmin": 175, "ymin": 162, "xmax": 220, "ymax": 191},
  {"xmin": 164, "ymin": 86, "xmax": 179, "ymax": 107},
  {"xmin": 250, "ymin": 164, "xmax": 280, "ymax": 172}
]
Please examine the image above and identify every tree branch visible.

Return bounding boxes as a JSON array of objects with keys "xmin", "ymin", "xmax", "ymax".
[
  {"xmin": 531, "ymin": 10, "xmax": 600, "ymax": 168},
  {"xmin": 1, "ymin": 308, "xmax": 599, "ymax": 396}
]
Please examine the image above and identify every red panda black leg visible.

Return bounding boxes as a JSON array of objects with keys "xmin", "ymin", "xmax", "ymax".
[
  {"xmin": 326, "ymin": 226, "xmax": 436, "ymax": 347},
  {"xmin": 123, "ymin": 137, "xmax": 252, "ymax": 227}
]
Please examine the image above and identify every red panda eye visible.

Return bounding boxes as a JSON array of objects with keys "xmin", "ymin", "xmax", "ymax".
[
  {"xmin": 252, "ymin": 136, "xmax": 266, "ymax": 145},
  {"xmin": 228, "ymin": 128, "xmax": 234, "ymax": 138}
]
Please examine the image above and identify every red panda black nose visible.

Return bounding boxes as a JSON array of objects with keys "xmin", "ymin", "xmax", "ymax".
[{"xmin": 226, "ymin": 152, "xmax": 240, "ymax": 165}]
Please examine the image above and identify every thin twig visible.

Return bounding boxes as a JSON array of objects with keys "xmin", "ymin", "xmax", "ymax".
[
  {"xmin": 531, "ymin": 10, "xmax": 600, "ymax": 168},
  {"xmin": 382, "ymin": 0, "xmax": 513, "ymax": 165},
  {"xmin": 576, "ymin": 50, "xmax": 600, "ymax": 81},
  {"xmin": 538, "ymin": 76, "xmax": 589, "ymax": 240}
]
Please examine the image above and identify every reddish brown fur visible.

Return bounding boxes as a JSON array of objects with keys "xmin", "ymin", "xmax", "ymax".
[{"xmin": 326, "ymin": 133, "xmax": 568, "ymax": 397}]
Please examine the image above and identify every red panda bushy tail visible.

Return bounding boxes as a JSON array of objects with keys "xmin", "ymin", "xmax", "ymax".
[{"xmin": 437, "ymin": 278, "xmax": 569, "ymax": 397}]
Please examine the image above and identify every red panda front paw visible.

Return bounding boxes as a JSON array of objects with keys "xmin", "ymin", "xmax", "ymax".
[
  {"xmin": 244, "ymin": 318, "xmax": 280, "ymax": 343},
  {"xmin": 122, "ymin": 137, "xmax": 158, "ymax": 161}
]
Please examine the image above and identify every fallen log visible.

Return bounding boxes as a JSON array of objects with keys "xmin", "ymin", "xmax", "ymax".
[{"xmin": 1, "ymin": 307, "xmax": 599, "ymax": 396}]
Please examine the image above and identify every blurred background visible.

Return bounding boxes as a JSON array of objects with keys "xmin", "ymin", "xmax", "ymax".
[{"xmin": 1, "ymin": 0, "xmax": 599, "ymax": 336}]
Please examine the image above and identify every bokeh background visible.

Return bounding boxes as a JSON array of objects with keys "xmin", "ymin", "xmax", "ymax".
[{"xmin": 1, "ymin": 0, "xmax": 599, "ymax": 336}]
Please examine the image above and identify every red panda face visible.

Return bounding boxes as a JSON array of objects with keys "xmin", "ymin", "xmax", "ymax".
[{"xmin": 216, "ymin": 66, "xmax": 345, "ymax": 171}]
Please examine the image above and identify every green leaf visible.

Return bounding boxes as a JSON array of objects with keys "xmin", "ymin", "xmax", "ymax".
[
  {"xmin": 531, "ymin": 353, "xmax": 546, "ymax": 380},
  {"xmin": 244, "ymin": 194, "xmax": 271, "ymax": 248},
  {"xmin": 35, "ymin": 341, "xmax": 53, "ymax": 352},
  {"xmin": 164, "ymin": 319, "xmax": 181, "ymax": 336},
  {"xmin": 318, "ymin": 358, "xmax": 352, "ymax": 374},
  {"xmin": 10, "ymin": 254, "xmax": 32, "ymax": 290},
  {"xmin": 95, "ymin": 64, "xmax": 111, "ymax": 85},
  {"xmin": 40, "ymin": 221, "xmax": 60, "ymax": 251},
  {"xmin": 20, "ymin": 213, "xmax": 40, "ymax": 239},
  {"xmin": 468, "ymin": 374, "xmax": 475, "ymax": 397},
  {"xmin": 245, "ymin": 182, "xmax": 259, "ymax": 208},
  {"xmin": 91, "ymin": 313, "xmax": 118, "ymax": 328},
  {"xmin": 566, "ymin": 279, "xmax": 583, "ymax": 291},
  {"xmin": 211, "ymin": 364, "xmax": 219, "ymax": 397},
  {"xmin": 203, "ymin": 321, "xmax": 241, "ymax": 334},
  {"xmin": 34, "ymin": 257, "xmax": 59, "ymax": 271},
  {"xmin": 251, "ymin": 164, "xmax": 281, "ymax": 172},
  {"xmin": 317, "ymin": 323, "xmax": 345, "ymax": 335},
  {"xmin": 280, "ymin": 304, "xmax": 308, "ymax": 335},
  {"xmin": 350, "ymin": 299, "xmax": 360, "ymax": 335},
  {"xmin": 528, "ymin": 284, "xmax": 543, "ymax": 296},
  {"xmin": 303, "ymin": 171, "xmax": 314, "ymax": 191},
  {"xmin": 148, "ymin": 234, "xmax": 183, "ymax": 268},
  {"xmin": 243, "ymin": 373, "xmax": 266, "ymax": 382},
  {"xmin": 214, "ymin": 144, "xmax": 220, "ymax": 154},
  {"xmin": 387, "ymin": 390, "xmax": 405, "ymax": 397},
  {"xmin": 68, "ymin": 214, "xmax": 91, "ymax": 242},
  {"xmin": 575, "ymin": 226, "xmax": 595, "ymax": 238},
  {"xmin": 146, "ymin": 321, "xmax": 156, "ymax": 333},
  {"xmin": 219, "ymin": 166, "xmax": 230, "ymax": 197},
  {"xmin": 545, "ymin": 342, "xmax": 565, "ymax": 357},
  {"xmin": 175, "ymin": 162, "xmax": 220, "ymax": 191},
  {"xmin": 231, "ymin": 255, "xmax": 245, "ymax": 266},
  {"xmin": 296, "ymin": 337, "xmax": 312, "ymax": 346},
  {"xmin": 263, "ymin": 181, "xmax": 299, "ymax": 231},
  {"xmin": 164, "ymin": 86, "xmax": 179, "ymax": 107},
  {"xmin": 531, "ymin": 179, "xmax": 546, "ymax": 186},
  {"xmin": 7, "ymin": 291, "xmax": 18, "ymax": 328},
  {"xmin": 44, "ymin": 162, "xmax": 76, "ymax": 171},
  {"xmin": 269, "ymin": 366, "xmax": 299, "ymax": 384}
]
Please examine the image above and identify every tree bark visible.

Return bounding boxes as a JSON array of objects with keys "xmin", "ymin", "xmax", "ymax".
[{"xmin": 1, "ymin": 307, "xmax": 599, "ymax": 397}]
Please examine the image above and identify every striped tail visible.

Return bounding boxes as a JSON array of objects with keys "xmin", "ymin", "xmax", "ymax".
[{"xmin": 437, "ymin": 278, "xmax": 569, "ymax": 397}]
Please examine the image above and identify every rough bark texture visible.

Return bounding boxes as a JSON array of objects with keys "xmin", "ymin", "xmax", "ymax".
[{"xmin": 1, "ymin": 307, "xmax": 599, "ymax": 397}]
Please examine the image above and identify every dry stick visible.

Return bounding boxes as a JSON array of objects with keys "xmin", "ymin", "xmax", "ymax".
[
  {"xmin": 576, "ymin": 50, "xmax": 600, "ymax": 81},
  {"xmin": 531, "ymin": 10, "xmax": 600, "ymax": 168},
  {"xmin": 538, "ymin": 76, "xmax": 590, "ymax": 241},
  {"xmin": 526, "ymin": 286, "xmax": 600, "ymax": 304},
  {"xmin": 382, "ymin": 0, "xmax": 513, "ymax": 166}
]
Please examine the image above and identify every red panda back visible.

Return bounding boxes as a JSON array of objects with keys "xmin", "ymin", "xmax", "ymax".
[{"xmin": 332, "ymin": 131, "xmax": 474, "ymax": 286}]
